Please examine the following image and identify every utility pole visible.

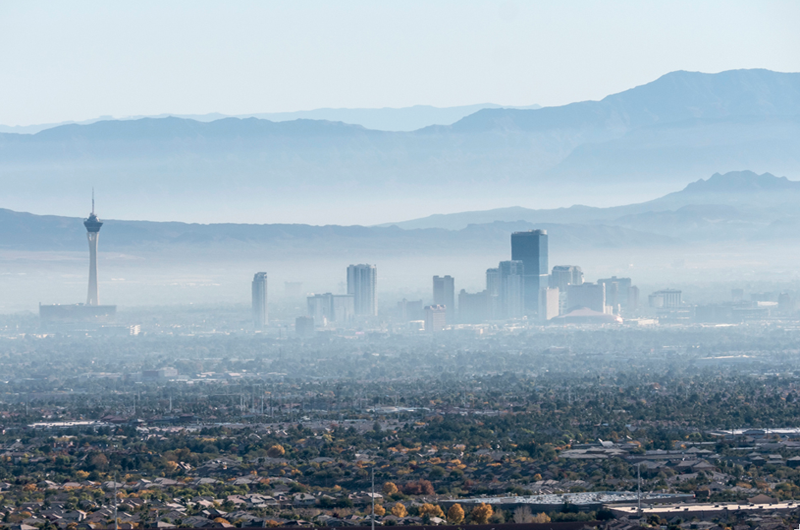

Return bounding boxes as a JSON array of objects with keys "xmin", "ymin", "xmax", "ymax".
[
  {"xmin": 371, "ymin": 466, "xmax": 375, "ymax": 530},
  {"xmin": 637, "ymin": 462, "xmax": 642, "ymax": 518},
  {"xmin": 114, "ymin": 474, "xmax": 119, "ymax": 530}
]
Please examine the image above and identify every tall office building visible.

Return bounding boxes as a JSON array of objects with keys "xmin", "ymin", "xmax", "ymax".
[
  {"xmin": 308, "ymin": 293, "xmax": 355, "ymax": 325},
  {"xmin": 567, "ymin": 282, "xmax": 606, "ymax": 313},
  {"xmin": 539, "ymin": 287, "xmax": 560, "ymax": 322},
  {"xmin": 551, "ymin": 265, "xmax": 584, "ymax": 315},
  {"xmin": 629, "ymin": 286, "xmax": 640, "ymax": 311},
  {"xmin": 598, "ymin": 276, "xmax": 634, "ymax": 315},
  {"xmin": 295, "ymin": 316, "xmax": 315, "ymax": 338},
  {"xmin": 649, "ymin": 289, "xmax": 682, "ymax": 308},
  {"xmin": 432, "ymin": 275, "xmax": 455, "ymax": 323},
  {"xmin": 486, "ymin": 267, "xmax": 502, "ymax": 319},
  {"xmin": 458, "ymin": 289, "xmax": 488, "ymax": 324},
  {"xmin": 307, "ymin": 293, "xmax": 330, "ymax": 326},
  {"xmin": 511, "ymin": 230, "xmax": 549, "ymax": 315},
  {"xmin": 550, "ymin": 266, "xmax": 584, "ymax": 291},
  {"xmin": 397, "ymin": 299, "xmax": 424, "ymax": 322},
  {"xmin": 347, "ymin": 264, "xmax": 378, "ymax": 316},
  {"xmin": 424, "ymin": 305, "xmax": 447, "ymax": 333},
  {"xmin": 252, "ymin": 272, "xmax": 268, "ymax": 328},
  {"xmin": 499, "ymin": 260, "xmax": 525, "ymax": 319},
  {"xmin": 84, "ymin": 196, "xmax": 103, "ymax": 306}
]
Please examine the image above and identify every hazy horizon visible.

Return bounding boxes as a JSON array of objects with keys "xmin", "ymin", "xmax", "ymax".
[{"xmin": 1, "ymin": 1, "xmax": 798, "ymax": 126}]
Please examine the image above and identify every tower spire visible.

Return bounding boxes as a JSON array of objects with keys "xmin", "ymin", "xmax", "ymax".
[{"xmin": 84, "ymin": 191, "xmax": 103, "ymax": 306}]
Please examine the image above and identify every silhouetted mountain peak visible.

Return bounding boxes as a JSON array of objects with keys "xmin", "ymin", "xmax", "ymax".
[
  {"xmin": 450, "ymin": 69, "xmax": 800, "ymax": 133},
  {"xmin": 680, "ymin": 171, "xmax": 799, "ymax": 194},
  {"xmin": 26, "ymin": 116, "xmax": 373, "ymax": 142}
]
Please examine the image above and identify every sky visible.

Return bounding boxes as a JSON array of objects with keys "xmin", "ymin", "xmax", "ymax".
[{"xmin": 1, "ymin": 0, "xmax": 799, "ymax": 126}]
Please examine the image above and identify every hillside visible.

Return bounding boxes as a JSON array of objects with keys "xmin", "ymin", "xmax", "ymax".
[
  {"xmin": 0, "ymin": 208, "xmax": 675, "ymax": 256},
  {"xmin": 384, "ymin": 171, "xmax": 800, "ymax": 242},
  {"xmin": 3, "ymin": 171, "xmax": 798, "ymax": 258},
  {"xmin": 0, "ymin": 70, "xmax": 797, "ymax": 224}
]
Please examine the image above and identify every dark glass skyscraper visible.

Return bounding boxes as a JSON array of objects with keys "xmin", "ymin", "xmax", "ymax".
[{"xmin": 511, "ymin": 229, "xmax": 549, "ymax": 315}]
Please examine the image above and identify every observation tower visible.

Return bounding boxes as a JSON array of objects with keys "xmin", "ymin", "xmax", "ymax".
[{"xmin": 84, "ymin": 193, "xmax": 103, "ymax": 306}]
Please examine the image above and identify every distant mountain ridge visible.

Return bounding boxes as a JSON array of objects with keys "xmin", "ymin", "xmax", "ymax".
[
  {"xmin": 0, "ymin": 208, "xmax": 675, "ymax": 256},
  {"xmin": 451, "ymin": 69, "xmax": 800, "ymax": 134},
  {"xmin": 384, "ymin": 171, "xmax": 800, "ymax": 243},
  {"xmin": 0, "ymin": 103, "xmax": 541, "ymax": 135},
  {"xmin": 0, "ymin": 69, "xmax": 797, "ymax": 224},
  {"xmin": 1, "ymin": 171, "xmax": 798, "ymax": 257}
]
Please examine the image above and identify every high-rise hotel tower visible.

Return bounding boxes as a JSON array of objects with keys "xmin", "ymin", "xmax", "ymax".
[
  {"xmin": 347, "ymin": 264, "xmax": 377, "ymax": 316},
  {"xmin": 252, "ymin": 272, "xmax": 268, "ymax": 328},
  {"xmin": 511, "ymin": 229, "xmax": 549, "ymax": 315}
]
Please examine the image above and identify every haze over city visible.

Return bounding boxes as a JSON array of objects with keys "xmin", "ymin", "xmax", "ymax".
[{"xmin": 2, "ymin": 3, "xmax": 800, "ymax": 530}]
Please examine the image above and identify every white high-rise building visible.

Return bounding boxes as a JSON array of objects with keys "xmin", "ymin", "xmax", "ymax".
[
  {"xmin": 347, "ymin": 264, "xmax": 377, "ymax": 316},
  {"xmin": 539, "ymin": 287, "xmax": 560, "ymax": 322},
  {"xmin": 252, "ymin": 272, "xmax": 268, "ymax": 328},
  {"xmin": 499, "ymin": 260, "xmax": 525, "ymax": 319},
  {"xmin": 486, "ymin": 267, "xmax": 502, "ymax": 319},
  {"xmin": 567, "ymin": 282, "xmax": 606, "ymax": 313},
  {"xmin": 307, "ymin": 293, "xmax": 355, "ymax": 326},
  {"xmin": 432, "ymin": 275, "xmax": 455, "ymax": 323}
]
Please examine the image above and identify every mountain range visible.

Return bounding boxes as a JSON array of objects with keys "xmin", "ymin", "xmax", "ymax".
[
  {"xmin": 0, "ymin": 69, "xmax": 798, "ymax": 225},
  {"xmin": 385, "ymin": 170, "xmax": 800, "ymax": 236},
  {"xmin": 0, "ymin": 103, "xmax": 541, "ymax": 135},
  {"xmin": 1, "ymin": 171, "xmax": 798, "ymax": 258}
]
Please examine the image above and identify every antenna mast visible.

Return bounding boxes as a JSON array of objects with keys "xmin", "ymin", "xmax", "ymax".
[{"xmin": 92, "ymin": 188, "xmax": 95, "ymax": 215}]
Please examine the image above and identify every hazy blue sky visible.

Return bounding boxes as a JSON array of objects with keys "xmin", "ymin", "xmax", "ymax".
[{"xmin": 1, "ymin": 0, "xmax": 798, "ymax": 126}]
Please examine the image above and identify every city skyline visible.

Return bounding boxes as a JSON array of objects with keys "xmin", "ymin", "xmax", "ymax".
[{"xmin": 3, "ymin": 5, "xmax": 800, "ymax": 530}]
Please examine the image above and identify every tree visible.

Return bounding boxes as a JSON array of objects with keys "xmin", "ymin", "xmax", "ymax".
[
  {"xmin": 89, "ymin": 453, "xmax": 109, "ymax": 471},
  {"xmin": 471, "ymin": 503, "xmax": 493, "ymax": 524},
  {"xmin": 403, "ymin": 479, "xmax": 434, "ymax": 495},
  {"xmin": 374, "ymin": 504, "xmax": 386, "ymax": 516},
  {"xmin": 447, "ymin": 504, "xmax": 465, "ymax": 524},
  {"xmin": 532, "ymin": 512, "xmax": 551, "ymax": 523},
  {"xmin": 266, "ymin": 445, "xmax": 286, "ymax": 458},
  {"xmin": 513, "ymin": 506, "xmax": 533, "ymax": 523},
  {"xmin": 383, "ymin": 482, "xmax": 398, "ymax": 496},
  {"xmin": 419, "ymin": 503, "xmax": 445, "ymax": 518},
  {"xmin": 391, "ymin": 503, "xmax": 408, "ymax": 518}
]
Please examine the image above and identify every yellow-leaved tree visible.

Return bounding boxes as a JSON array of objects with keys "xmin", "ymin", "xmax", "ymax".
[
  {"xmin": 471, "ymin": 503, "xmax": 494, "ymax": 524},
  {"xmin": 391, "ymin": 503, "xmax": 408, "ymax": 518},
  {"xmin": 266, "ymin": 444, "xmax": 285, "ymax": 458},
  {"xmin": 383, "ymin": 482, "xmax": 398, "ymax": 496},
  {"xmin": 447, "ymin": 503, "xmax": 465, "ymax": 524},
  {"xmin": 373, "ymin": 504, "xmax": 386, "ymax": 516},
  {"xmin": 419, "ymin": 504, "xmax": 445, "ymax": 518}
]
